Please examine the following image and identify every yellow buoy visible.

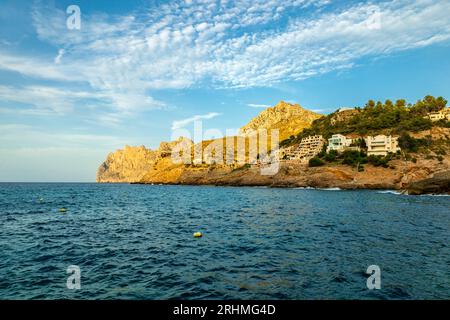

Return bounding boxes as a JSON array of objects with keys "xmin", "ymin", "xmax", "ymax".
[
  {"xmin": 193, "ymin": 232, "xmax": 203, "ymax": 238},
  {"xmin": 59, "ymin": 208, "xmax": 67, "ymax": 213}
]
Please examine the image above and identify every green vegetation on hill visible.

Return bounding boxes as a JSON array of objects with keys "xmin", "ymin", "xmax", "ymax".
[
  {"xmin": 398, "ymin": 133, "xmax": 431, "ymax": 153},
  {"xmin": 398, "ymin": 132, "xmax": 448, "ymax": 162},
  {"xmin": 310, "ymin": 149, "xmax": 400, "ymax": 171},
  {"xmin": 283, "ymin": 95, "xmax": 449, "ymax": 169},
  {"xmin": 281, "ymin": 95, "xmax": 448, "ymax": 147}
]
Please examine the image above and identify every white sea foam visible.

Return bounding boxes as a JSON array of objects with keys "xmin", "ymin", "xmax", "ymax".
[
  {"xmin": 377, "ymin": 190, "xmax": 449, "ymax": 196},
  {"xmin": 377, "ymin": 190, "xmax": 402, "ymax": 195},
  {"xmin": 295, "ymin": 187, "xmax": 342, "ymax": 191}
]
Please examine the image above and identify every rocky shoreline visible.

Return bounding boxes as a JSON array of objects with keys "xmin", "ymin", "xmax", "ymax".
[
  {"xmin": 131, "ymin": 177, "xmax": 450, "ymax": 195},
  {"xmin": 126, "ymin": 157, "xmax": 449, "ymax": 195},
  {"xmin": 97, "ymin": 140, "xmax": 450, "ymax": 195}
]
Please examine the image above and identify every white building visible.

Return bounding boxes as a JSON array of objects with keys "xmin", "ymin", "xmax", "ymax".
[
  {"xmin": 327, "ymin": 134, "xmax": 354, "ymax": 152},
  {"xmin": 365, "ymin": 135, "xmax": 400, "ymax": 156},
  {"xmin": 426, "ymin": 108, "xmax": 450, "ymax": 122}
]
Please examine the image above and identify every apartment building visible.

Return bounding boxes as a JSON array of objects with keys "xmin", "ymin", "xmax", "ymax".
[
  {"xmin": 283, "ymin": 135, "xmax": 325, "ymax": 162},
  {"xmin": 326, "ymin": 134, "xmax": 354, "ymax": 152},
  {"xmin": 365, "ymin": 135, "xmax": 400, "ymax": 156}
]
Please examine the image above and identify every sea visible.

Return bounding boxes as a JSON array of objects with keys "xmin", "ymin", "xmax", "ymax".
[{"xmin": 0, "ymin": 183, "xmax": 448, "ymax": 299}]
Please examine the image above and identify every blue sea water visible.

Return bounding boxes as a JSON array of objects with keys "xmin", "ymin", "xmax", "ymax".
[{"xmin": 0, "ymin": 183, "xmax": 448, "ymax": 300}]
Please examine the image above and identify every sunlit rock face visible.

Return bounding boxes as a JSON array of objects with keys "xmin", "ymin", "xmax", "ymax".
[
  {"xmin": 96, "ymin": 137, "xmax": 194, "ymax": 183},
  {"xmin": 239, "ymin": 101, "xmax": 323, "ymax": 141},
  {"xmin": 96, "ymin": 145, "xmax": 158, "ymax": 183}
]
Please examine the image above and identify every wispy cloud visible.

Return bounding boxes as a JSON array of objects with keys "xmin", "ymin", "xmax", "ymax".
[
  {"xmin": 54, "ymin": 48, "xmax": 65, "ymax": 64},
  {"xmin": 247, "ymin": 103, "xmax": 271, "ymax": 108},
  {"xmin": 35, "ymin": 1, "xmax": 450, "ymax": 89},
  {"xmin": 0, "ymin": 123, "xmax": 127, "ymax": 149},
  {"xmin": 171, "ymin": 112, "xmax": 222, "ymax": 130},
  {"xmin": 0, "ymin": 52, "xmax": 77, "ymax": 82},
  {"xmin": 0, "ymin": 85, "xmax": 108, "ymax": 115}
]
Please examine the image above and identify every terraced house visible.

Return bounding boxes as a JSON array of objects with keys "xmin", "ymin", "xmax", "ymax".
[{"xmin": 282, "ymin": 135, "xmax": 325, "ymax": 162}]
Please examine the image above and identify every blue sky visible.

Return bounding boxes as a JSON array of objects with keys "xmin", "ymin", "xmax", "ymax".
[{"xmin": 1, "ymin": 0, "xmax": 450, "ymax": 182}]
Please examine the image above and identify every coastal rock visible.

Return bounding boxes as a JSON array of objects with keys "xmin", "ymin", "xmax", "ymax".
[
  {"xmin": 306, "ymin": 167, "xmax": 354, "ymax": 188},
  {"xmin": 97, "ymin": 102, "xmax": 450, "ymax": 188},
  {"xmin": 406, "ymin": 171, "xmax": 450, "ymax": 195},
  {"xmin": 96, "ymin": 137, "xmax": 193, "ymax": 183}
]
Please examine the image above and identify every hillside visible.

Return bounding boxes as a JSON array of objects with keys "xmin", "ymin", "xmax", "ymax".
[{"xmin": 283, "ymin": 96, "xmax": 449, "ymax": 145}]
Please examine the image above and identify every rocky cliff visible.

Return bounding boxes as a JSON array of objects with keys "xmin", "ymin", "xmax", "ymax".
[
  {"xmin": 96, "ymin": 145, "xmax": 158, "ymax": 183},
  {"xmin": 96, "ymin": 137, "xmax": 193, "ymax": 182}
]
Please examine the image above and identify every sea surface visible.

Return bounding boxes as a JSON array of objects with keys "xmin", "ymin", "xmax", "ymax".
[{"xmin": 0, "ymin": 183, "xmax": 449, "ymax": 299}]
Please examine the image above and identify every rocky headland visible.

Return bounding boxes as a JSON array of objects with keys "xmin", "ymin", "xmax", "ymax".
[{"xmin": 97, "ymin": 99, "xmax": 450, "ymax": 194}]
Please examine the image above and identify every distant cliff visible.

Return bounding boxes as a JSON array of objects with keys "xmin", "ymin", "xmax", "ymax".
[
  {"xmin": 97, "ymin": 137, "xmax": 193, "ymax": 183},
  {"xmin": 97, "ymin": 145, "xmax": 158, "ymax": 183}
]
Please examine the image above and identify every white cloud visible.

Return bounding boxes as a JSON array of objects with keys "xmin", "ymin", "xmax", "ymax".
[
  {"xmin": 171, "ymin": 112, "xmax": 222, "ymax": 130},
  {"xmin": 0, "ymin": 0, "xmax": 449, "ymax": 118},
  {"xmin": 33, "ymin": 1, "xmax": 450, "ymax": 88}
]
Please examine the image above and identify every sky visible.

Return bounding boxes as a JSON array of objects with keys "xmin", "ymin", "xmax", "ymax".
[{"xmin": 0, "ymin": 0, "xmax": 450, "ymax": 182}]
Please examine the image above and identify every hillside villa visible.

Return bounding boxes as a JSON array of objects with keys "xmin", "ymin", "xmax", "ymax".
[
  {"xmin": 327, "ymin": 134, "xmax": 354, "ymax": 152},
  {"xmin": 426, "ymin": 108, "xmax": 450, "ymax": 122},
  {"xmin": 365, "ymin": 135, "xmax": 401, "ymax": 156}
]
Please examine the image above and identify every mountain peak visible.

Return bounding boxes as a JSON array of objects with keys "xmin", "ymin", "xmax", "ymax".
[
  {"xmin": 275, "ymin": 100, "xmax": 298, "ymax": 107},
  {"xmin": 271, "ymin": 100, "xmax": 306, "ymax": 112},
  {"xmin": 239, "ymin": 101, "xmax": 323, "ymax": 141}
]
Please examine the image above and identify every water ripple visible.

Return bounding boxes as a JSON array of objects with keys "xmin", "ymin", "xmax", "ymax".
[{"xmin": 0, "ymin": 183, "xmax": 448, "ymax": 299}]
